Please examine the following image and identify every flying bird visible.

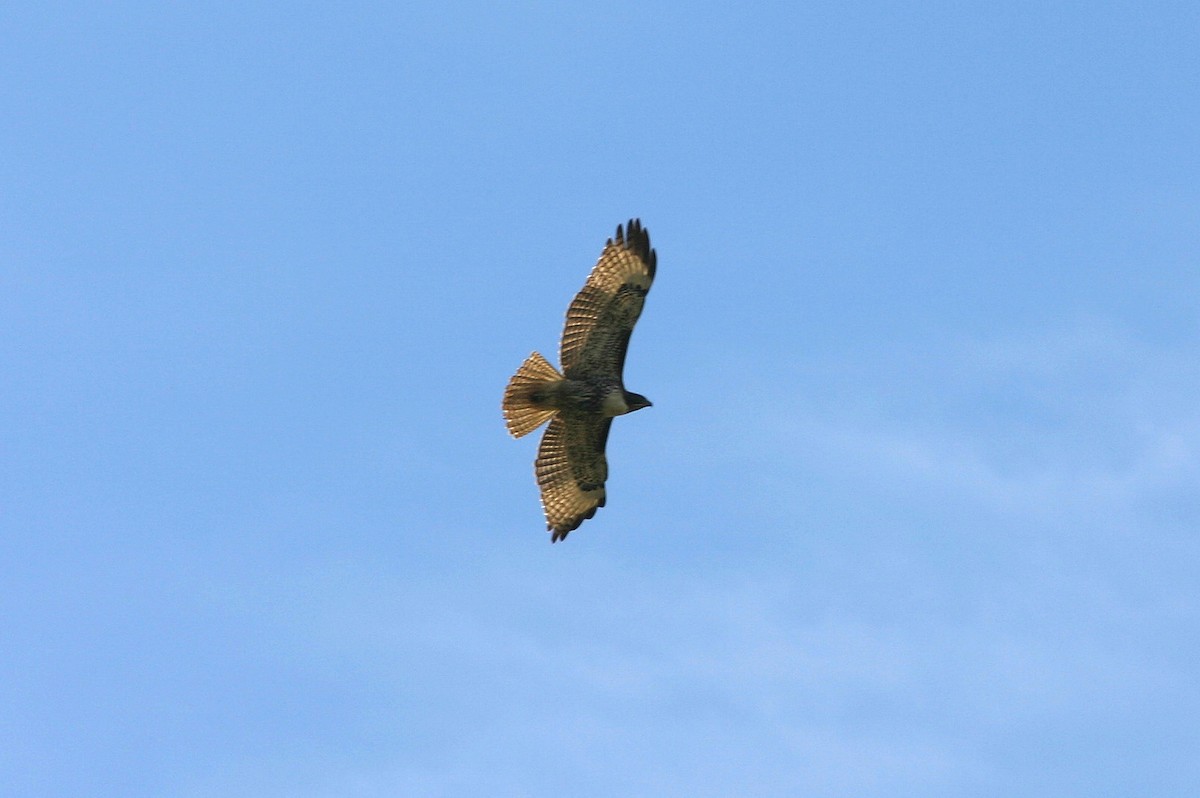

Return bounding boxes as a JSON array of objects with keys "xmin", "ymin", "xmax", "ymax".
[{"xmin": 503, "ymin": 219, "xmax": 657, "ymax": 542}]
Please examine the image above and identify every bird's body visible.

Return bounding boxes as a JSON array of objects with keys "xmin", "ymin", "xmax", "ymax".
[
  {"xmin": 503, "ymin": 219, "xmax": 656, "ymax": 542},
  {"xmin": 528, "ymin": 376, "xmax": 636, "ymax": 417}
]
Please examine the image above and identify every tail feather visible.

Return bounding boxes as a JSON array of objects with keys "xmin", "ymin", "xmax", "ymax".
[{"xmin": 503, "ymin": 352, "xmax": 563, "ymax": 437}]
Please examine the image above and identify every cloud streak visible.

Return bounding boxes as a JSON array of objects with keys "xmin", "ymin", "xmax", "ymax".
[{"xmin": 741, "ymin": 320, "xmax": 1200, "ymax": 528}]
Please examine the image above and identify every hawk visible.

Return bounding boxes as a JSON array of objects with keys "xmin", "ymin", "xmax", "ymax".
[{"xmin": 503, "ymin": 219, "xmax": 657, "ymax": 542}]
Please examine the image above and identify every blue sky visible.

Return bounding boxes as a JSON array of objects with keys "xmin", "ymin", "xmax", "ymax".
[{"xmin": 3, "ymin": 2, "xmax": 1198, "ymax": 796}]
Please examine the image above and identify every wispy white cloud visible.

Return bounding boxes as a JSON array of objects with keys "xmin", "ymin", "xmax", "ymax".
[
  {"xmin": 179, "ymin": 524, "xmax": 1199, "ymax": 797},
  {"xmin": 734, "ymin": 320, "xmax": 1200, "ymax": 526},
  {"xmin": 168, "ymin": 320, "xmax": 1200, "ymax": 798}
]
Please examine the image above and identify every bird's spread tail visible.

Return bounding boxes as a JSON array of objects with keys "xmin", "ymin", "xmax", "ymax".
[{"xmin": 503, "ymin": 352, "xmax": 563, "ymax": 438}]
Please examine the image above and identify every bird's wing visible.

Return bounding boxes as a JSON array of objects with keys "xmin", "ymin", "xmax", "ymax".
[
  {"xmin": 559, "ymin": 219, "xmax": 656, "ymax": 379},
  {"xmin": 535, "ymin": 415, "xmax": 613, "ymax": 541}
]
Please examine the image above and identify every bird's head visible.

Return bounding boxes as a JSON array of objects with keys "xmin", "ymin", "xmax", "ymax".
[{"xmin": 623, "ymin": 391, "xmax": 653, "ymax": 413}]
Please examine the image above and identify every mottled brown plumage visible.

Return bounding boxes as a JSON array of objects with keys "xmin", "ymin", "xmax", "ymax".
[{"xmin": 503, "ymin": 219, "xmax": 657, "ymax": 541}]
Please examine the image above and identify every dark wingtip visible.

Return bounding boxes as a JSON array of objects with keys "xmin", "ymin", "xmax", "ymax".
[
  {"xmin": 620, "ymin": 218, "xmax": 655, "ymax": 279},
  {"xmin": 549, "ymin": 504, "xmax": 600, "ymax": 542}
]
